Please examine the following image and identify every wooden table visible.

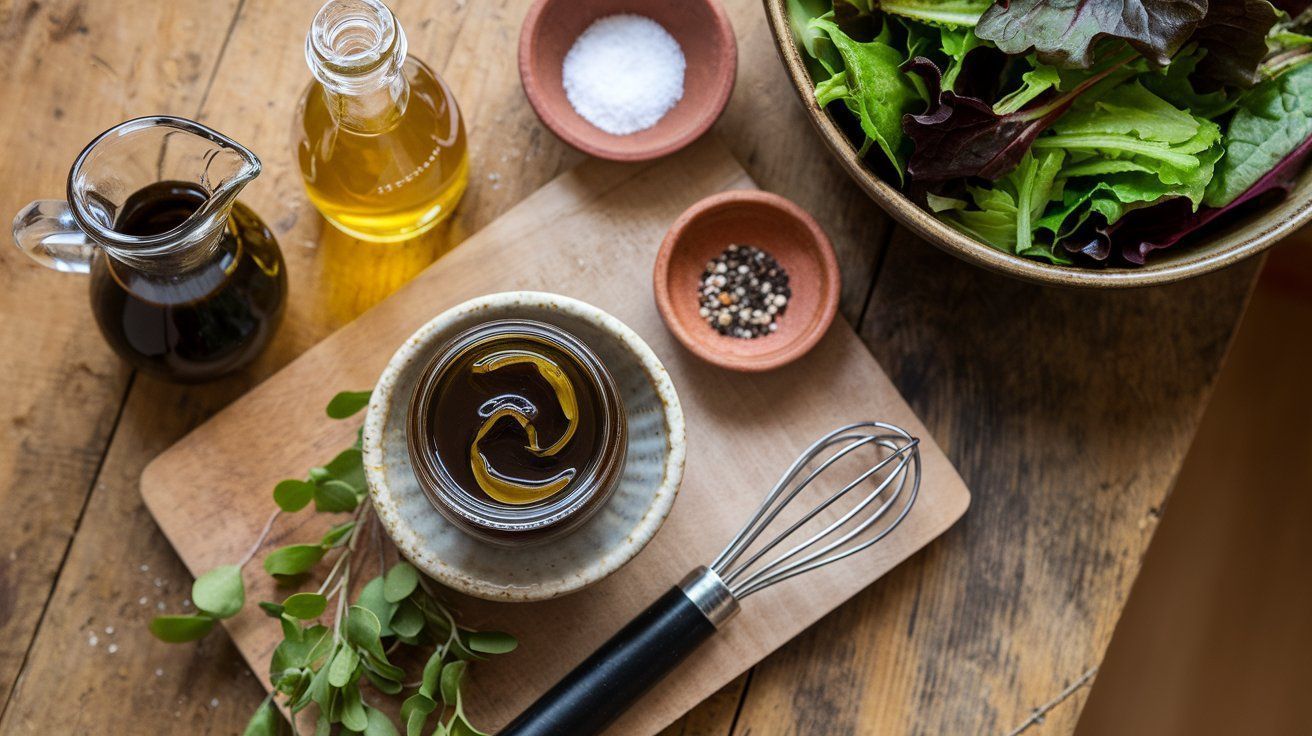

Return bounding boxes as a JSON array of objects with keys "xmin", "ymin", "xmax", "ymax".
[{"xmin": 0, "ymin": 1, "xmax": 1259, "ymax": 734}]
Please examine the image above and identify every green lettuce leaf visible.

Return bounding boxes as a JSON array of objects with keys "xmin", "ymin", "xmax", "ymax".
[
  {"xmin": 878, "ymin": 0, "xmax": 991, "ymax": 28},
  {"xmin": 1205, "ymin": 61, "xmax": 1312, "ymax": 206},
  {"xmin": 1033, "ymin": 81, "xmax": 1222, "ymax": 199},
  {"xmin": 930, "ymin": 149, "xmax": 1071, "ymax": 262},
  {"xmin": 808, "ymin": 16, "xmax": 923, "ymax": 179},
  {"xmin": 1139, "ymin": 45, "xmax": 1236, "ymax": 119},
  {"xmin": 994, "ymin": 58, "xmax": 1063, "ymax": 114}
]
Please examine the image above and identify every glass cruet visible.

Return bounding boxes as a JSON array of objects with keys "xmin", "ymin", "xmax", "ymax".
[{"xmin": 12, "ymin": 116, "xmax": 288, "ymax": 383}]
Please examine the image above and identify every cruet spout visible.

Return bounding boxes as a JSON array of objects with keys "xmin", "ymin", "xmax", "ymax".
[{"xmin": 12, "ymin": 116, "xmax": 262, "ymax": 273}]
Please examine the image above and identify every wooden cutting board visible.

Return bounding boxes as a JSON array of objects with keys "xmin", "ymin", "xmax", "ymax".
[{"xmin": 140, "ymin": 135, "xmax": 970, "ymax": 734}]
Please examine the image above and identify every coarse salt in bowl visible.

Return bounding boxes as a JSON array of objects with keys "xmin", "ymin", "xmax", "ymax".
[
  {"xmin": 518, "ymin": 0, "xmax": 737, "ymax": 162},
  {"xmin": 562, "ymin": 15, "xmax": 686, "ymax": 136}
]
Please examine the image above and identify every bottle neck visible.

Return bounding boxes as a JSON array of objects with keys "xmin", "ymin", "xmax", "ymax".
[
  {"xmin": 306, "ymin": 0, "xmax": 410, "ymax": 133},
  {"xmin": 321, "ymin": 66, "xmax": 409, "ymax": 133}
]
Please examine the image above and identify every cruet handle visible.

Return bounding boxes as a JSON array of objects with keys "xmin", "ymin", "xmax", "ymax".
[{"xmin": 12, "ymin": 199, "xmax": 95, "ymax": 273}]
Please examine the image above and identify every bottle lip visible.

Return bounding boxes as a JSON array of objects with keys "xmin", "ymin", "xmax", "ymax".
[
  {"xmin": 407, "ymin": 319, "xmax": 628, "ymax": 546},
  {"xmin": 306, "ymin": 0, "xmax": 407, "ymax": 91}
]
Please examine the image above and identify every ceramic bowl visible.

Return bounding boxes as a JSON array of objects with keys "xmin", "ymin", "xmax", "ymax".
[
  {"xmin": 654, "ymin": 190, "xmax": 840, "ymax": 372},
  {"xmin": 362, "ymin": 292, "xmax": 686, "ymax": 602},
  {"xmin": 517, "ymin": 0, "xmax": 737, "ymax": 162},
  {"xmin": 762, "ymin": 0, "xmax": 1312, "ymax": 288}
]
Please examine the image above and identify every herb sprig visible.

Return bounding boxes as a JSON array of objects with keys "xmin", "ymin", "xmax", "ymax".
[{"xmin": 150, "ymin": 391, "xmax": 516, "ymax": 735}]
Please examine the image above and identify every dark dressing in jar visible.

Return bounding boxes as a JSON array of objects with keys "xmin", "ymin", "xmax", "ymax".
[
  {"xmin": 89, "ymin": 181, "xmax": 286, "ymax": 383},
  {"xmin": 408, "ymin": 320, "xmax": 627, "ymax": 546},
  {"xmin": 427, "ymin": 335, "xmax": 603, "ymax": 505}
]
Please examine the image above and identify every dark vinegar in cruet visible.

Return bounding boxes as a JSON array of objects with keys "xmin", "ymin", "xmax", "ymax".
[{"xmin": 89, "ymin": 181, "xmax": 287, "ymax": 383}]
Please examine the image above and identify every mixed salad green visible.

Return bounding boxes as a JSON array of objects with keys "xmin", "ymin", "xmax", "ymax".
[{"xmin": 789, "ymin": 0, "xmax": 1312, "ymax": 265}]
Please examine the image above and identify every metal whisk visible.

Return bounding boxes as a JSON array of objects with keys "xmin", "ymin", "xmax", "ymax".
[{"xmin": 502, "ymin": 422, "xmax": 921, "ymax": 736}]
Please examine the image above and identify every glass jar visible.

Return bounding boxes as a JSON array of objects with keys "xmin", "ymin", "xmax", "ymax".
[
  {"xmin": 294, "ymin": 0, "xmax": 469, "ymax": 242},
  {"xmin": 407, "ymin": 320, "xmax": 627, "ymax": 546}
]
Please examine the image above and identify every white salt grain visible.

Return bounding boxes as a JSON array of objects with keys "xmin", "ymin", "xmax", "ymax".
[{"xmin": 562, "ymin": 14, "xmax": 685, "ymax": 136}]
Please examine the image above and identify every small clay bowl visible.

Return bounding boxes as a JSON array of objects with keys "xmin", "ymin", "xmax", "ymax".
[
  {"xmin": 518, "ymin": 0, "xmax": 737, "ymax": 162},
  {"xmin": 654, "ymin": 190, "xmax": 840, "ymax": 372}
]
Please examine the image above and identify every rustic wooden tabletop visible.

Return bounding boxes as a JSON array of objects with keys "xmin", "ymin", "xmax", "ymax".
[{"xmin": 0, "ymin": 1, "xmax": 1260, "ymax": 734}]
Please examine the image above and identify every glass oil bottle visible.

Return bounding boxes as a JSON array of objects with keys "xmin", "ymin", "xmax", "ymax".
[{"xmin": 294, "ymin": 0, "xmax": 469, "ymax": 242}]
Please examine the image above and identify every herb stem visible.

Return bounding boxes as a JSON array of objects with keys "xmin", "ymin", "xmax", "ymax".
[
  {"xmin": 317, "ymin": 549, "xmax": 351, "ymax": 596},
  {"xmin": 333, "ymin": 567, "xmax": 350, "ymax": 641},
  {"xmin": 239, "ymin": 509, "xmax": 282, "ymax": 569}
]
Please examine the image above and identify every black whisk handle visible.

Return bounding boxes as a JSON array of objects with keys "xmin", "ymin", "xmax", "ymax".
[{"xmin": 500, "ymin": 567, "xmax": 738, "ymax": 736}]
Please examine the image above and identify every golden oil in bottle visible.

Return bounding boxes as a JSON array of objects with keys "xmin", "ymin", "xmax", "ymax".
[{"xmin": 295, "ymin": 0, "xmax": 468, "ymax": 243}]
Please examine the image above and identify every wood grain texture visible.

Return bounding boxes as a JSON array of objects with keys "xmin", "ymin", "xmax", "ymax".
[
  {"xmin": 0, "ymin": 0, "xmax": 237, "ymax": 714},
  {"xmin": 139, "ymin": 136, "xmax": 970, "ymax": 735},
  {"xmin": 0, "ymin": 0, "xmax": 1262, "ymax": 733},
  {"xmin": 1077, "ymin": 242, "xmax": 1312, "ymax": 736},
  {"xmin": 727, "ymin": 229, "xmax": 1259, "ymax": 735}
]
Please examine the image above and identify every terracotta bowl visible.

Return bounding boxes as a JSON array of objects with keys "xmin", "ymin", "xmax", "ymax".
[
  {"xmin": 518, "ymin": 0, "xmax": 737, "ymax": 162},
  {"xmin": 654, "ymin": 190, "xmax": 840, "ymax": 372},
  {"xmin": 762, "ymin": 0, "xmax": 1312, "ymax": 288}
]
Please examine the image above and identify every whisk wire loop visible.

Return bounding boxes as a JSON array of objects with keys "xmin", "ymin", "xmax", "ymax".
[{"xmin": 709, "ymin": 422, "xmax": 921, "ymax": 599}]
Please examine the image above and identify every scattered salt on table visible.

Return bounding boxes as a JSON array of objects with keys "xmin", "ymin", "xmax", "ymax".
[{"xmin": 562, "ymin": 14, "xmax": 685, "ymax": 136}]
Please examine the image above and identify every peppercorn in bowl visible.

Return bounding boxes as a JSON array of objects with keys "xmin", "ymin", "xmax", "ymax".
[{"xmin": 654, "ymin": 190, "xmax": 840, "ymax": 372}]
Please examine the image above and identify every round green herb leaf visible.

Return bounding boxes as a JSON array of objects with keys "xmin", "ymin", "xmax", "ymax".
[
  {"xmin": 402, "ymin": 694, "xmax": 436, "ymax": 736},
  {"xmin": 383, "ymin": 561, "xmax": 419, "ymax": 603},
  {"xmin": 448, "ymin": 714, "xmax": 486, "ymax": 736},
  {"xmin": 389, "ymin": 600, "xmax": 424, "ymax": 638},
  {"xmin": 322, "ymin": 448, "xmax": 367, "ymax": 493},
  {"xmin": 363, "ymin": 667, "xmax": 403, "ymax": 695},
  {"xmin": 314, "ymin": 480, "xmax": 359, "ymax": 513},
  {"xmin": 282, "ymin": 592, "xmax": 328, "ymax": 620},
  {"xmin": 440, "ymin": 660, "xmax": 467, "ymax": 706},
  {"xmin": 328, "ymin": 644, "xmax": 361, "ymax": 688},
  {"xmin": 364, "ymin": 705, "xmax": 400, "ymax": 736},
  {"xmin": 341, "ymin": 682, "xmax": 369, "ymax": 732},
  {"xmin": 320, "ymin": 521, "xmax": 356, "ymax": 549},
  {"xmin": 346, "ymin": 606, "xmax": 386, "ymax": 660},
  {"xmin": 149, "ymin": 614, "xmax": 215, "ymax": 643},
  {"xmin": 263, "ymin": 544, "xmax": 325, "ymax": 577},
  {"xmin": 241, "ymin": 699, "xmax": 284, "ymax": 736},
  {"xmin": 326, "ymin": 390, "xmax": 372, "ymax": 419},
  {"xmin": 465, "ymin": 631, "xmax": 518, "ymax": 655},
  {"xmin": 193, "ymin": 564, "xmax": 245, "ymax": 619},
  {"xmin": 273, "ymin": 479, "xmax": 316, "ymax": 512},
  {"xmin": 355, "ymin": 577, "xmax": 397, "ymax": 637}
]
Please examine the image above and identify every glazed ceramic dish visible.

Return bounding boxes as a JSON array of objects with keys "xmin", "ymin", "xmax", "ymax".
[
  {"xmin": 362, "ymin": 292, "xmax": 686, "ymax": 601},
  {"xmin": 518, "ymin": 0, "xmax": 737, "ymax": 162},
  {"xmin": 762, "ymin": 0, "xmax": 1312, "ymax": 288},
  {"xmin": 654, "ymin": 190, "xmax": 839, "ymax": 372}
]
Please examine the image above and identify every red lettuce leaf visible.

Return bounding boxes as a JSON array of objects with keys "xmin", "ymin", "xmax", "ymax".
[
  {"xmin": 901, "ymin": 55, "xmax": 1121, "ymax": 186},
  {"xmin": 976, "ymin": 0, "xmax": 1207, "ymax": 68},
  {"xmin": 1192, "ymin": 0, "xmax": 1282, "ymax": 88},
  {"xmin": 1064, "ymin": 130, "xmax": 1312, "ymax": 264}
]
